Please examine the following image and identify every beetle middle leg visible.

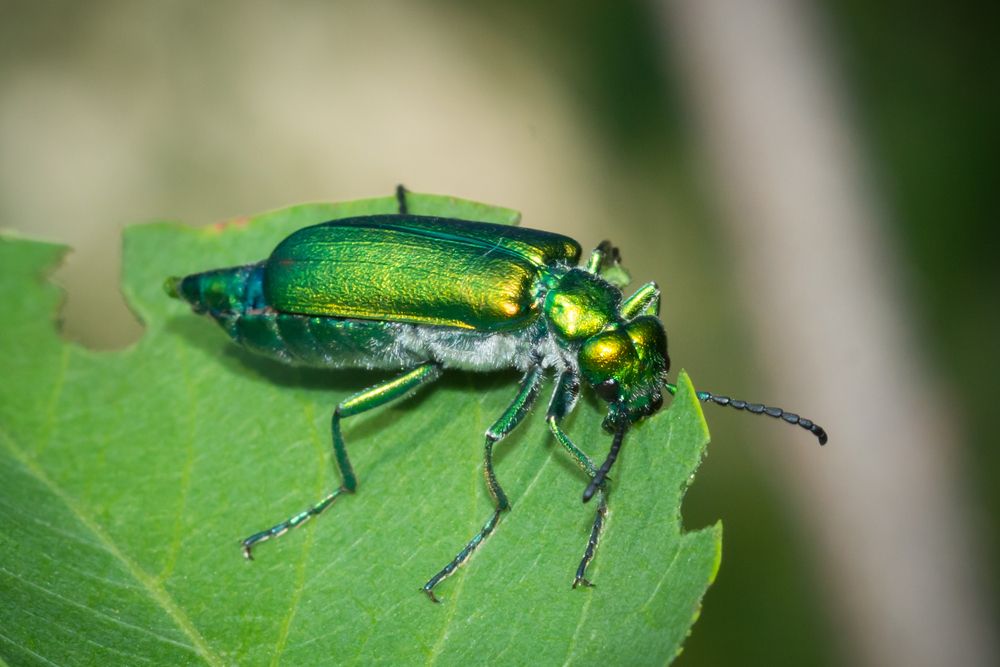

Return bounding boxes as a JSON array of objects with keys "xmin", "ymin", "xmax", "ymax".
[
  {"xmin": 422, "ymin": 365, "xmax": 544, "ymax": 602},
  {"xmin": 241, "ymin": 362, "xmax": 442, "ymax": 559}
]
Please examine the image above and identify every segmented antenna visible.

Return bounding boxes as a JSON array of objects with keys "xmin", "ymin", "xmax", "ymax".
[
  {"xmin": 694, "ymin": 388, "xmax": 828, "ymax": 444},
  {"xmin": 583, "ymin": 422, "xmax": 628, "ymax": 503}
]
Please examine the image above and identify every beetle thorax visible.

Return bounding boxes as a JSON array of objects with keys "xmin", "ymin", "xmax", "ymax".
[{"xmin": 542, "ymin": 269, "xmax": 622, "ymax": 344}]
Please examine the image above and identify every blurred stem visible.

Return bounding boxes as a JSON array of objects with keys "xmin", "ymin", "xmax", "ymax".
[{"xmin": 658, "ymin": 1, "xmax": 998, "ymax": 666}]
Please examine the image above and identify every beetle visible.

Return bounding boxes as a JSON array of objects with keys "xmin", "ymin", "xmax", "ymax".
[{"xmin": 166, "ymin": 186, "xmax": 827, "ymax": 601}]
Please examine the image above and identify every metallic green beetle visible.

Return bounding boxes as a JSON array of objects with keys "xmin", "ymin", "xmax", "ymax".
[{"xmin": 167, "ymin": 187, "xmax": 826, "ymax": 601}]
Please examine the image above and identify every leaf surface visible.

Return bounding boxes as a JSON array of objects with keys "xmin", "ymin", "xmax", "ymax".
[{"xmin": 0, "ymin": 192, "xmax": 720, "ymax": 666}]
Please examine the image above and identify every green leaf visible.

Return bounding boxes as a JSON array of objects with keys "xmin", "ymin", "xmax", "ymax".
[{"xmin": 0, "ymin": 192, "xmax": 720, "ymax": 666}]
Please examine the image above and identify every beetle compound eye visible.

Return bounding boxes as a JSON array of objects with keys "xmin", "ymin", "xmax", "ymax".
[{"xmin": 595, "ymin": 378, "xmax": 620, "ymax": 402}]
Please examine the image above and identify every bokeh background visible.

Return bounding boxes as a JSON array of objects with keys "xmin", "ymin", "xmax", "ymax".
[{"xmin": 2, "ymin": 1, "xmax": 997, "ymax": 665}]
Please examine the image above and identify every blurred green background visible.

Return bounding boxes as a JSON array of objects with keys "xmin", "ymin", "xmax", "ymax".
[{"xmin": 1, "ymin": 1, "xmax": 996, "ymax": 665}]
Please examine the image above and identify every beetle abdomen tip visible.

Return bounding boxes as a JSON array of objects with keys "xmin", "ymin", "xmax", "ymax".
[{"xmin": 164, "ymin": 276, "xmax": 182, "ymax": 299}]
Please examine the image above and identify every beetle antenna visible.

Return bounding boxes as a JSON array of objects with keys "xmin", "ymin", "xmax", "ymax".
[
  {"xmin": 583, "ymin": 422, "xmax": 628, "ymax": 503},
  {"xmin": 665, "ymin": 382, "xmax": 827, "ymax": 444}
]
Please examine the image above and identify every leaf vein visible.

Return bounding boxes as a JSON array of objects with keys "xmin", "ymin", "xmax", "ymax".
[
  {"xmin": 426, "ymin": 381, "xmax": 486, "ymax": 666},
  {"xmin": 0, "ymin": 567, "xmax": 199, "ymax": 652},
  {"xmin": 158, "ymin": 341, "xmax": 198, "ymax": 581},
  {"xmin": 36, "ymin": 346, "xmax": 69, "ymax": 459},
  {"xmin": 270, "ymin": 402, "xmax": 321, "ymax": 665},
  {"xmin": 0, "ymin": 629, "xmax": 64, "ymax": 667},
  {"xmin": 0, "ymin": 427, "xmax": 225, "ymax": 667}
]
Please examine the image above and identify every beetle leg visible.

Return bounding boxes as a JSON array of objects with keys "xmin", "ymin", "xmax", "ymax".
[
  {"xmin": 621, "ymin": 281, "xmax": 660, "ymax": 319},
  {"xmin": 584, "ymin": 240, "xmax": 619, "ymax": 273},
  {"xmin": 586, "ymin": 241, "xmax": 631, "ymax": 288},
  {"xmin": 395, "ymin": 184, "xmax": 408, "ymax": 214},
  {"xmin": 241, "ymin": 362, "xmax": 442, "ymax": 559},
  {"xmin": 422, "ymin": 365, "xmax": 544, "ymax": 602},
  {"xmin": 546, "ymin": 370, "xmax": 607, "ymax": 588},
  {"xmin": 547, "ymin": 418, "xmax": 608, "ymax": 588}
]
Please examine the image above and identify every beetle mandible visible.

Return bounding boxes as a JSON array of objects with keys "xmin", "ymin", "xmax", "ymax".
[{"xmin": 166, "ymin": 186, "xmax": 827, "ymax": 601}]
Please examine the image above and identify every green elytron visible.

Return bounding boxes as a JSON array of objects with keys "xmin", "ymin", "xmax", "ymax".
[{"xmin": 167, "ymin": 187, "xmax": 827, "ymax": 601}]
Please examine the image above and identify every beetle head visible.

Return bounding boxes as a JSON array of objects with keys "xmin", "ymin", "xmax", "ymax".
[{"xmin": 578, "ymin": 315, "xmax": 670, "ymax": 432}]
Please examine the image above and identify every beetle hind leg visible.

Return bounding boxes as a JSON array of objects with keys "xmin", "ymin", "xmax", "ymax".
[
  {"xmin": 422, "ymin": 365, "xmax": 544, "ymax": 602},
  {"xmin": 585, "ymin": 240, "xmax": 620, "ymax": 273},
  {"xmin": 395, "ymin": 184, "xmax": 408, "ymax": 215},
  {"xmin": 240, "ymin": 362, "xmax": 442, "ymax": 559},
  {"xmin": 240, "ymin": 489, "xmax": 345, "ymax": 559},
  {"xmin": 585, "ymin": 240, "xmax": 631, "ymax": 288}
]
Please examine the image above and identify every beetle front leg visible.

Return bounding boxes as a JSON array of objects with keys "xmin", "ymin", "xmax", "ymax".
[
  {"xmin": 621, "ymin": 281, "xmax": 660, "ymax": 319},
  {"xmin": 547, "ymin": 418, "xmax": 608, "ymax": 588},
  {"xmin": 422, "ymin": 365, "xmax": 544, "ymax": 602},
  {"xmin": 547, "ymin": 370, "xmax": 607, "ymax": 588},
  {"xmin": 241, "ymin": 362, "xmax": 442, "ymax": 559}
]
